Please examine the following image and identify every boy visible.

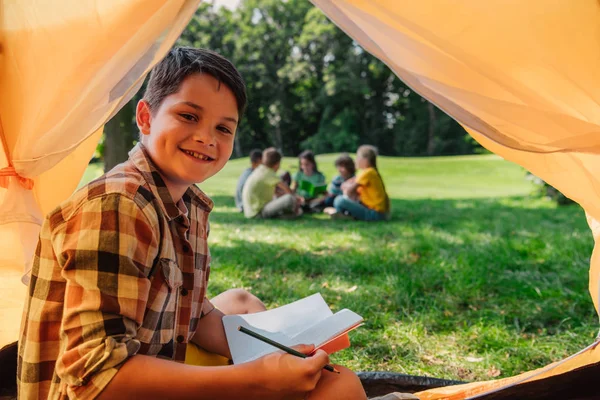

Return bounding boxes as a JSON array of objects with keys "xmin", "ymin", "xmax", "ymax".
[
  {"xmin": 234, "ymin": 148, "xmax": 262, "ymax": 212},
  {"xmin": 312, "ymin": 153, "xmax": 356, "ymax": 210},
  {"xmin": 242, "ymin": 147, "xmax": 302, "ymax": 219},
  {"xmin": 18, "ymin": 48, "xmax": 366, "ymax": 399}
]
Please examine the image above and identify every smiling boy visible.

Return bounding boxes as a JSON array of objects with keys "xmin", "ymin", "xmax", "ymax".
[{"xmin": 17, "ymin": 47, "xmax": 366, "ymax": 400}]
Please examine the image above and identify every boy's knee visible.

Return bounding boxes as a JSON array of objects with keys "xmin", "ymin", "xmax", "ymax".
[
  {"xmin": 333, "ymin": 195, "xmax": 345, "ymax": 209},
  {"xmin": 282, "ymin": 193, "xmax": 297, "ymax": 209},
  {"xmin": 225, "ymin": 288, "xmax": 266, "ymax": 313},
  {"xmin": 335, "ymin": 366, "xmax": 365, "ymax": 396},
  {"xmin": 309, "ymin": 365, "xmax": 367, "ymax": 400}
]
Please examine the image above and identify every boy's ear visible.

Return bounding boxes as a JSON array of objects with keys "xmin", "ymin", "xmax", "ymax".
[{"xmin": 136, "ymin": 99, "xmax": 152, "ymax": 136}]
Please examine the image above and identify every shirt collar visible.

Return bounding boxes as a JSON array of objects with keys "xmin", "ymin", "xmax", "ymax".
[
  {"xmin": 129, "ymin": 143, "xmax": 213, "ymax": 221},
  {"xmin": 256, "ymin": 164, "xmax": 273, "ymax": 174}
]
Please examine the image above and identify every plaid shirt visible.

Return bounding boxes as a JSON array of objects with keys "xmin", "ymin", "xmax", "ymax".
[{"xmin": 18, "ymin": 143, "xmax": 214, "ymax": 400}]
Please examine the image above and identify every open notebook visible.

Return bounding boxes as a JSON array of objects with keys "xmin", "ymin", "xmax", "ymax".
[
  {"xmin": 298, "ymin": 180, "xmax": 328, "ymax": 197},
  {"xmin": 222, "ymin": 293, "xmax": 363, "ymax": 364}
]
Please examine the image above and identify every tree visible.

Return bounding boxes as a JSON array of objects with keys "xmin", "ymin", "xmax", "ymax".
[
  {"xmin": 103, "ymin": 101, "xmax": 136, "ymax": 172},
  {"xmin": 99, "ymin": 1, "xmax": 481, "ymax": 163}
]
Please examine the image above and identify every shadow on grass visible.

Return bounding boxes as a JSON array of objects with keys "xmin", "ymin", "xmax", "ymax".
[
  {"xmin": 207, "ymin": 195, "xmax": 595, "ymax": 336},
  {"xmin": 209, "ymin": 194, "xmax": 589, "ymax": 240},
  {"xmin": 203, "ymin": 194, "xmax": 597, "ymax": 378}
]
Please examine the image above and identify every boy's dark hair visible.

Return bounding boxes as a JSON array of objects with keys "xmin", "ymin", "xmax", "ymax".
[
  {"xmin": 249, "ymin": 149, "xmax": 263, "ymax": 164},
  {"xmin": 262, "ymin": 147, "xmax": 282, "ymax": 168},
  {"xmin": 334, "ymin": 153, "xmax": 356, "ymax": 176},
  {"xmin": 298, "ymin": 150, "xmax": 319, "ymax": 173},
  {"xmin": 143, "ymin": 47, "xmax": 247, "ymax": 117}
]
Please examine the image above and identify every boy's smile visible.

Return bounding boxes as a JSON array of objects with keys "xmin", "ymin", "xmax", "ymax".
[
  {"xmin": 137, "ymin": 73, "xmax": 239, "ymax": 200},
  {"xmin": 181, "ymin": 149, "xmax": 215, "ymax": 162}
]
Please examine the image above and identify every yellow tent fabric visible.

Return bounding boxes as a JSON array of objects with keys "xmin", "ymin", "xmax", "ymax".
[
  {"xmin": 0, "ymin": 0, "xmax": 201, "ymax": 346},
  {"xmin": 311, "ymin": 0, "xmax": 600, "ymax": 398}
]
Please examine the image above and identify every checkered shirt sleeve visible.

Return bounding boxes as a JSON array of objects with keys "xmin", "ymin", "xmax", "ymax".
[{"xmin": 18, "ymin": 192, "xmax": 160, "ymax": 400}]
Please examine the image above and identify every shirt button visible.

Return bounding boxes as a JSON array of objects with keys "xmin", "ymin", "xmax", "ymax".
[
  {"xmin": 182, "ymin": 245, "xmax": 190, "ymax": 253},
  {"xmin": 177, "ymin": 335, "xmax": 185, "ymax": 343},
  {"xmin": 180, "ymin": 287, "xmax": 188, "ymax": 296}
]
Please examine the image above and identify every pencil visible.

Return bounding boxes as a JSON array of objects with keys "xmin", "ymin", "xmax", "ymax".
[{"xmin": 237, "ymin": 325, "xmax": 340, "ymax": 374}]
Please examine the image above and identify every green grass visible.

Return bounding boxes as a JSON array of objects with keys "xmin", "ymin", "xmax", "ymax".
[{"xmin": 81, "ymin": 154, "xmax": 597, "ymax": 382}]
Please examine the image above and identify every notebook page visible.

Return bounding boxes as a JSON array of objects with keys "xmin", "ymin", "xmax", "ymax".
[
  {"xmin": 289, "ymin": 309, "xmax": 363, "ymax": 349},
  {"xmin": 223, "ymin": 293, "xmax": 333, "ymax": 364},
  {"xmin": 223, "ymin": 315, "xmax": 294, "ymax": 363}
]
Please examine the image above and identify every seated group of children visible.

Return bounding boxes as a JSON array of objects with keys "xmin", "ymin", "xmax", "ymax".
[{"xmin": 236, "ymin": 145, "xmax": 391, "ymax": 221}]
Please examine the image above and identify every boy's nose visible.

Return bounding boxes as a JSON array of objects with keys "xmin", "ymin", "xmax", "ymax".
[{"xmin": 193, "ymin": 126, "xmax": 216, "ymax": 147}]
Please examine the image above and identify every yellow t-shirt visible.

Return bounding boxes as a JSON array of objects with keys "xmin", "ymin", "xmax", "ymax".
[{"xmin": 356, "ymin": 167, "xmax": 389, "ymax": 213}]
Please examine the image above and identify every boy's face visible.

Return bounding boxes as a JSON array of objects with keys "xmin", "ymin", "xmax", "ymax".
[
  {"xmin": 337, "ymin": 165, "xmax": 350, "ymax": 179},
  {"xmin": 137, "ymin": 73, "xmax": 238, "ymax": 198}
]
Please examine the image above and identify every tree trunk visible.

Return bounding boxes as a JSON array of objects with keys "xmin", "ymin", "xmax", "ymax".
[
  {"xmin": 426, "ymin": 102, "xmax": 437, "ymax": 156},
  {"xmin": 234, "ymin": 131, "xmax": 243, "ymax": 158},
  {"xmin": 103, "ymin": 102, "xmax": 136, "ymax": 172},
  {"xmin": 274, "ymin": 124, "xmax": 283, "ymax": 153}
]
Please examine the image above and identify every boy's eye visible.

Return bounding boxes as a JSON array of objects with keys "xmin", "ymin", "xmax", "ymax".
[
  {"xmin": 180, "ymin": 113, "xmax": 197, "ymax": 122},
  {"xmin": 217, "ymin": 125, "xmax": 232, "ymax": 135}
]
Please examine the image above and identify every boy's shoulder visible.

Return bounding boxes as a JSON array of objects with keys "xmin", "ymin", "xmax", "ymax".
[
  {"xmin": 51, "ymin": 142, "xmax": 213, "ymax": 228},
  {"xmin": 250, "ymin": 164, "xmax": 273, "ymax": 178},
  {"xmin": 238, "ymin": 166, "xmax": 254, "ymax": 180},
  {"xmin": 331, "ymin": 175, "xmax": 344, "ymax": 184},
  {"xmin": 50, "ymin": 159, "xmax": 156, "ymax": 225},
  {"xmin": 245, "ymin": 165, "xmax": 279, "ymax": 187},
  {"xmin": 87, "ymin": 160, "xmax": 150, "ymax": 200}
]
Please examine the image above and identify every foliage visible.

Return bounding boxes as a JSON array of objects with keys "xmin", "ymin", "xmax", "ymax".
[
  {"xmin": 98, "ymin": 1, "xmax": 482, "ymax": 164},
  {"xmin": 80, "ymin": 154, "xmax": 596, "ymax": 380}
]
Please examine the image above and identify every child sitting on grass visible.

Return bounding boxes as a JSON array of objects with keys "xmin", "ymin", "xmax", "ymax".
[
  {"xmin": 292, "ymin": 150, "xmax": 327, "ymax": 207},
  {"xmin": 310, "ymin": 153, "xmax": 356, "ymax": 211},
  {"xmin": 18, "ymin": 47, "xmax": 366, "ymax": 400},
  {"xmin": 327, "ymin": 145, "xmax": 390, "ymax": 221},
  {"xmin": 324, "ymin": 153, "xmax": 356, "ymax": 208},
  {"xmin": 242, "ymin": 147, "xmax": 303, "ymax": 219},
  {"xmin": 235, "ymin": 148, "xmax": 262, "ymax": 212}
]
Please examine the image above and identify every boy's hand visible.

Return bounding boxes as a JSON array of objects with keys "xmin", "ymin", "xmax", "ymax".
[
  {"xmin": 340, "ymin": 177, "xmax": 356, "ymax": 191},
  {"xmin": 251, "ymin": 344, "xmax": 329, "ymax": 399}
]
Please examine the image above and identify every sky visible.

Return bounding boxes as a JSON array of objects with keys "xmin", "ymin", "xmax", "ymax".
[{"xmin": 210, "ymin": 0, "xmax": 241, "ymax": 9}]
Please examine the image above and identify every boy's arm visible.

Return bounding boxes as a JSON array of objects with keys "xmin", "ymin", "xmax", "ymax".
[
  {"xmin": 342, "ymin": 177, "xmax": 359, "ymax": 197},
  {"xmin": 190, "ymin": 300, "xmax": 232, "ymax": 359},
  {"xmin": 98, "ymin": 345, "xmax": 331, "ymax": 400},
  {"xmin": 33, "ymin": 194, "xmax": 160, "ymax": 399}
]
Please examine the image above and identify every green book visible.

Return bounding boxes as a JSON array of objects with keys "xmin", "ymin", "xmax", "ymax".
[{"xmin": 298, "ymin": 180, "xmax": 328, "ymax": 197}]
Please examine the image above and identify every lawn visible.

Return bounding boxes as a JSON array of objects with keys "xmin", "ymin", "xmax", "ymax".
[{"xmin": 81, "ymin": 154, "xmax": 597, "ymax": 382}]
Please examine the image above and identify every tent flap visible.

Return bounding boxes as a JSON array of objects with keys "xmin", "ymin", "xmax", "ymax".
[
  {"xmin": 311, "ymin": 0, "xmax": 600, "ymax": 398},
  {"xmin": 0, "ymin": 0, "xmax": 202, "ymax": 346}
]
